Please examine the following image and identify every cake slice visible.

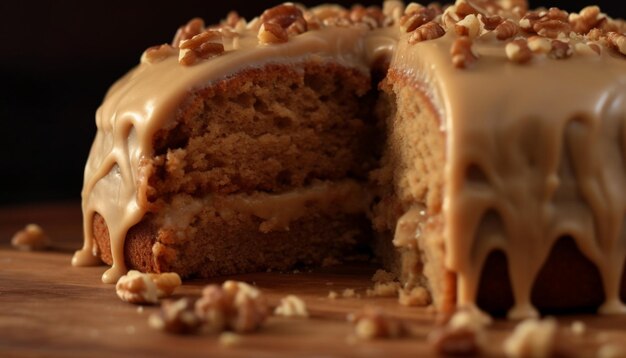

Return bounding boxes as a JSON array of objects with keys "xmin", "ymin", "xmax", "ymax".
[{"xmin": 74, "ymin": 1, "xmax": 626, "ymax": 319}]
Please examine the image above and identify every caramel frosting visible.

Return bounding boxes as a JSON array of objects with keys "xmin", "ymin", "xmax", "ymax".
[
  {"xmin": 74, "ymin": 4, "xmax": 398, "ymax": 284},
  {"xmin": 75, "ymin": 0, "xmax": 626, "ymax": 318}
]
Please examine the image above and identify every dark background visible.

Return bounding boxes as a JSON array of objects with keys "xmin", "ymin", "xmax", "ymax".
[{"xmin": 1, "ymin": 0, "xmax": 624, "ymax": 206}]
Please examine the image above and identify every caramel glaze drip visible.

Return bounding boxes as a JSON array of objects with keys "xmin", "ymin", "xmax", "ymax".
[{"xmin": 393, "ymin": 32, "xmax": 626, "ymax": 318}]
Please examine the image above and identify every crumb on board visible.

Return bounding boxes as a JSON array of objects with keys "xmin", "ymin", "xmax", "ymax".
[
  {"xmin": 11, "ymin": 224, "xmax": 50, "ymax": 251},
  {"xmin": 274, "ymin": 295, "xmax": 309, "ymax": 318}
]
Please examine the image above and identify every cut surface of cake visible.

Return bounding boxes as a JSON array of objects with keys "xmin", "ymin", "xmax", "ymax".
[{"xmin": 73, "ymin": 0, "xmax": 626, "ymax": 319}]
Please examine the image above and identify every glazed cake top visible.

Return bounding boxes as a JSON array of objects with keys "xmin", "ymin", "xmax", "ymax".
[{"xmin": 75, "ymin": 0, "xmax": 626, "ymax": 318}]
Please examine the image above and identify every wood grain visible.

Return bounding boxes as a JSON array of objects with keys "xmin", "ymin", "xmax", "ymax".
[{"xmin": 1, "ymin": 203, "xmax": 625, "ymax": 357}]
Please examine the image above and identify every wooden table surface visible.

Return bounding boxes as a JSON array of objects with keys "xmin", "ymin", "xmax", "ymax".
[{"xmin": 1, "ymin": 202, "xmax": 626, "ymax": 357}]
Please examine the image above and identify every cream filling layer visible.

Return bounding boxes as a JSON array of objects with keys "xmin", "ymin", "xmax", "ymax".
[{"xmin": 154, "ymin": 179, "xmax": 371, "ymax": 241}]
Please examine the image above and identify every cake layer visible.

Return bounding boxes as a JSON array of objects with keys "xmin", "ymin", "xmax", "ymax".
[{"xmin": 149, "ymin": 62, "xmax": 374, "ymax": 199}]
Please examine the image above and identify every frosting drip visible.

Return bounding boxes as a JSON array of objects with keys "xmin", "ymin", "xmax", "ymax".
[{"xmin": 392, "ymin": 31, "xmax": 626, "ymax": 317}]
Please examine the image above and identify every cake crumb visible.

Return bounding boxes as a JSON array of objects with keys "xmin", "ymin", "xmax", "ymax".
[
  {"xmin": 503, "ymin": 318, "xmax": 557, "ymax": 358},
  {"xmin": 219, "ymin": 332, "xmax": 242, "ymax": 347},
  {"xmin": 328, "ymin": 291, "xmax": 339, "ymax": 299},
  {"xmin": 350, "ymin": 307, "xmax": 405, "ymax": 340},
  {"xmin": 274, "ymin": 295, "xmax": 309, "ymax": 318},
  {"xmin": 399, "ymin": 286, "xmax": 431, "ymax": 307},
  {"xmin": 366, "ymin": 281, "xmax": 400, "ymax": 297},
  {"xmin": 11, "ymin": 224, "xmax": 50, "ymax": 251},
  {"xmin": 136, "ymin": 306, "xmax": 144, "ymax": 314}
]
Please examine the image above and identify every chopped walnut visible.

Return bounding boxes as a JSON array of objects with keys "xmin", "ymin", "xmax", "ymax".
[
  {"xmin": 194, "ymin": 284, "xmax": 229, "ymax": 332},
  {"xmin": 408, "ymin": 22, "xmax": 446, "ymax": 44},
  {"xmin": 521, "ymin": 8, "xmax": 572, "ymax": 39},
  {"xmin": 454, "ymin": 0, "xmax": 480, "ymax": 19},
  {"xmin": 149, "ymin": 298, "xmax": 201, "ymax": 334},
  {"xmin": 506, "ymin": 38, "xmax": 533, "ymax": 63},
  {"xmin": 574, "ymin": 42, "xmax": 601, "ymax": 56},
  {"xmin": 11, "ymin": 224, "xmax": 50, "ymax": 251},
  {"xmin": 451, "ymin": 36, "xmax": 479, "ymax": 69},
  {"xmin": 429, "ymin": 307, "xmax": 491, "ymax": 356},
  {"xmin": 148, "ymin": 272, "xmax": 182, "ymax": 298},
  {"xmin": 607, "ymin": 32, "xmax": 626, "ymax": 56},
  {"xmin": 480, "ymin": 14, "xmax": 505, "ymax": 31},
  {"xmin": 195, "ymin": 281, "xmax": 269, "ymax": 333},
  {"xmin": 349, "ymin": 5, "xmax": 385, "ymax": 29},
  {"xmin": 527, "ymin": 35, "xmax": 552, "ymax": 53},
  {"xmin": 116, "ymin": 271, "xmax": 180, "ymax": 304},
  {"xmin": 549, "ymin": 39, "xmax": 573, "ymax": 59},
  {"xmin": 274, "ymin": 295, "xmax": 309, "ymax": 318},
  {"xmin": 569, "ymin": 6, "xmax": 606, "ymax": 35},
  {"xmin": 222, "ymin": 11, "xmax": 241, "ymax": 28},
  {"xmin": 172, "ymin": 18, "xmax": 205, "ymax": 48},
  {"xmin": 116, "ymin": 270, "xmax": 159, "ymax": 305},
  {"xmin": 503, "ymin": 318, "xmax": 558, "ymax": 358},
  {"xmin": 178, "ymin": 30, "xmax": 224, "ymax": 66},
  {"xmin": 495, "ymin": 20, "xmax": 520, "ymax": 40},
  {"xmin": 351, "ymin": 307, "xmax": 406, "ymax": 340},
  {"xmin": 258, "ymin": 22, "xmax": 288, "ymax": 44},
  {"xmin": 141, "ymin": 44, "xmax": 177, "ymax": 64},
  {"xmin": 400, "ymin": 6, "xmax": 438, "ymax": 33},
  {"xmin": 404, "ymin": 3, "xmax": 425, "ymax": 16},
  {"xmin": 585, "ymin": 27, "xmax": 603, "ymax": 41},
  {"xmin": 259, "ymin": 4, "xmax": 307, "ymax": 38},
  {"xmin": 430, "ymin": 326, "xmax": 481, "ymax": 356},
  {"xmin": 455, "ymin": 14, "xmax": 484, "ymax": 39},
  {"xmin": 382, "ymin": 0, "xmax": 405, "ymax": 24}
]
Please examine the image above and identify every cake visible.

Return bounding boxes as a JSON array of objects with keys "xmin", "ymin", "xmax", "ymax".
[{"xmin": 73, "ymin": 0, "xmax": 626, "ymax": 319}]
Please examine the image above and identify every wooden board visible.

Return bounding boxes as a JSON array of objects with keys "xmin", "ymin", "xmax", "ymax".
[{"xmin": 1, "ymin": 203, "xmax": 626, "ymax": 357}]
